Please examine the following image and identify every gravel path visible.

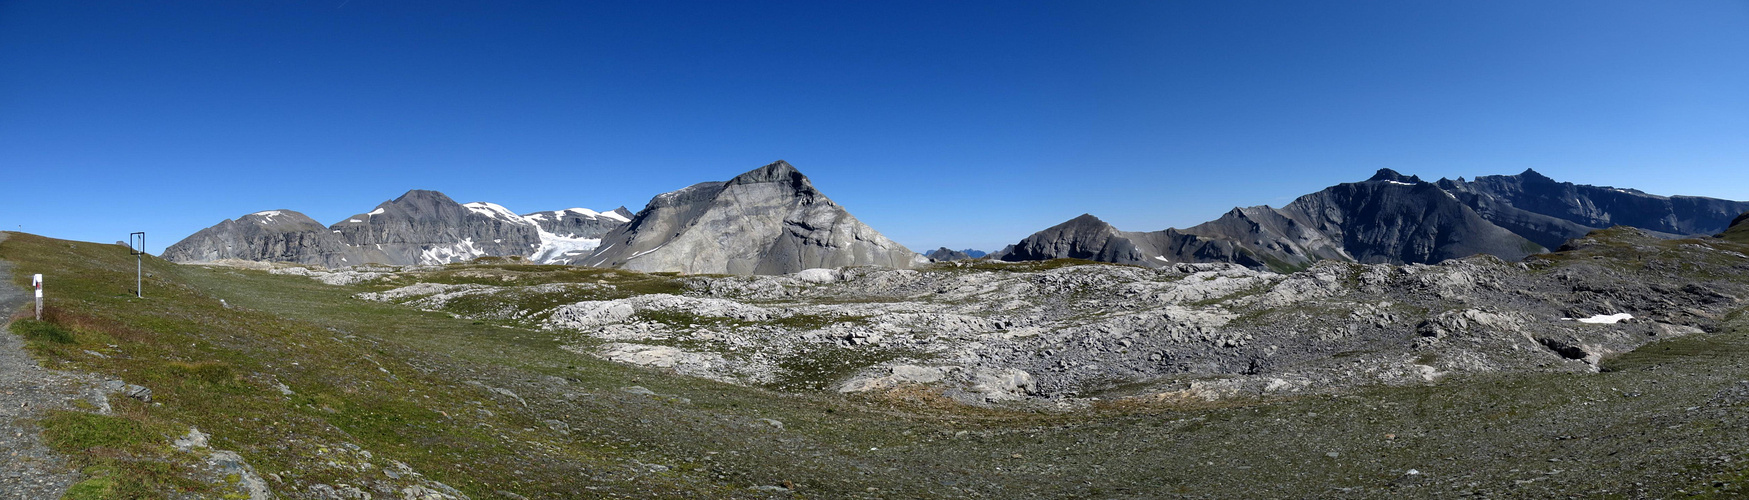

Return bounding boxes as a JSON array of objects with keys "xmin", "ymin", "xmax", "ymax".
[{"xmin": 0, "ymin": 232, "xmax": 91, "ymax": 498}]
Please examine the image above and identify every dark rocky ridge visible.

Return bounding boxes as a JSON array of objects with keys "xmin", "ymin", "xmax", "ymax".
[
  {"xmin": 997, "ymin": 168, "xmax": 1742, "ymax": 269},
  {"xmin": 1437, "ymin": 168, "xmax": 1749, "ymax": 249}
]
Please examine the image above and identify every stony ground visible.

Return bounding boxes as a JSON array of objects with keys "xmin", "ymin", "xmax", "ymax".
[
  {"xmin": 0, "ymin": 232, "xmax": 89, "ymax": 499},
  {"xmin": 336, "ymin": 228, "xmax": 1749, "ymax": 409}
]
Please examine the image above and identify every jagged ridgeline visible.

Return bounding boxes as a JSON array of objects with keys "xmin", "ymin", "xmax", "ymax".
[
  {"xmin": 164, "ymin": 192, "xmax": 631, "ymax": 268},
  {"xmin": 164, "ymin": 161, "xmax": 925, "ymax": 275},
  {"xmin": 994, "ymin": 168, "xmax": 1749, "ymax": 271}
]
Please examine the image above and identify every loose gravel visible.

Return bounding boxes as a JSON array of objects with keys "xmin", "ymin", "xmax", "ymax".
[{"xmin": 0, "ymin": 232, "xmax": 96, "ymax": 499}]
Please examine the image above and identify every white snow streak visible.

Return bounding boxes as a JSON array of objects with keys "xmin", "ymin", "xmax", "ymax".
[
  {"xmin": 463, "ymin": 202, "xmax": 528, "ymax": 223},
  {"xmin": 1561, "ymin": 313, "xmax": 1635, "ymax": 324},
  {"xmin": 419, "ymin": 238, "xmax": 488, "ymax": 265}
]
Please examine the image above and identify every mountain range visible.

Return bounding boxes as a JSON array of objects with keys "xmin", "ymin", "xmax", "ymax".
[
  {"xmin": 992, "ymin": 168, "xmax": 1749, "ymax": 270},
  {"xmin": 164, "ymin": 161, "xmax": 924, "ymax": 275},
  {"xmin": 166, "ymin": 164, "xmax": 1749, "ymax": 274},
  {"xmin": 164, "ymin": 190, "xmax": 632, "ymax": 268}
]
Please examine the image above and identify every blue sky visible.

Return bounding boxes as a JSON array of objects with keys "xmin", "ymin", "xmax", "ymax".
[{"xmin": 2, "ymin": 1, "xmax": 1746, "ymax": 254}]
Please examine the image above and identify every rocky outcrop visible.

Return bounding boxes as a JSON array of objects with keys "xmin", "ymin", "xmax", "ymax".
[
  {"xmin": 1719, "ymin": 211, "xmax": 1749, "ymax": 243},
  {"xmin": 581, "ymin": 161, "xmax": 927, "ymax": 275},
  {"xmin": 161, "ymin": 210, "xmax": 386, "ymax": 268}
]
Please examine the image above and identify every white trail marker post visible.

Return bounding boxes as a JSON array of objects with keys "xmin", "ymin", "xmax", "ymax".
[
  {"xmin": 129, "ymin": 232, "xmax": 145, "ymax": 298},
  {"xmin": 32, "ymin": 274, "xmax": 42, "ymax": 320}
]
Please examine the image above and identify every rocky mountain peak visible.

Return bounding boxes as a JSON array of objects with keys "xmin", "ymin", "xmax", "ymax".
[
  {"xmin": 1066, "ymin": 213, "xmax": 1107, "ymax": 226},
  {"xmin": 238, "ymin": 210, "xmax": 321, "ymax": 228},
  {"xmin": 725, "ymin": 160, "xmax": 814, "ymax": 193},
  {"xmin": 1516, "ymin": 168, "xmax": 1556, "ymax": 184},
  {"xmin": 1366, "ymin": 168, "xmax": 1423, "ymax": 184},
  {"xmin": 583, "ymin": 161, "xmax": 922, "ymax": 275}
]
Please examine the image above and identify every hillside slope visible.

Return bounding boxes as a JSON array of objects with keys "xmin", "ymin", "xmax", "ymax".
[{"xmin": 12, "ymin": 231, "xmax": 1749, "ymax": 497}]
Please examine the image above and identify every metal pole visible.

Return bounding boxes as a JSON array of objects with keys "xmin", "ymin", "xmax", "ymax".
[
  {"xmin": 33, "ymin": 274, "xmax": 42, "ymax": 320},
  {"xmin": 130, "ymin": 232, "xmax": 145, "ymax": 298}
]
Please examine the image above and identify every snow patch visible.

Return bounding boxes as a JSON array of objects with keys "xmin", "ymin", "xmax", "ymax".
[
  {"xmin": 628, "ymin": 244, "xmax": 668, "ymax": 260},
  {"xmin": 1383, "ymin": 180, "xmax": 1417, "ymax": 187},
  {"xmin": 528, "ymin": 226, "xmax": 601, "ymax": 264},
  {"xmin": 367, "ymin": 208, "xmax": 386, "ymax": 216},
  {"xmin": 463, "ymin": 202, "xmax": 529, "ymax": 223},
  {"xmin": 595, "ymin": 209, "xmax": 631, "ymax": 223},
  {"xmin": 419, "ymin": 238, "xmax": 488, "ymax": 265},
  {"xmin": 1563, "ymin": 313, "xmax": 1634, "ymax": 324}
]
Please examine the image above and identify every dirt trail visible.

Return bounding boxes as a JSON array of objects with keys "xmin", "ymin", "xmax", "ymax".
[{"xmin": 0, "ymin": 232, "xmax": 92, "ymax": 498}]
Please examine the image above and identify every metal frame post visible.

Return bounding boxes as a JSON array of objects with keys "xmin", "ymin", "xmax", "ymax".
[{"xmin": 129, "ymin": 232, "xmax": 145, "ymax": 298}]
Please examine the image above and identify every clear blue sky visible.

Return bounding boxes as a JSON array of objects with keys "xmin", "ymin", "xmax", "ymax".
[{"xmin": 3, "ymin": 1, "xmax": 1746, "ymax": 254}]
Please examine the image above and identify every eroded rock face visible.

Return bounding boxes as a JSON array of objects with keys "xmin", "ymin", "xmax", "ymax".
[
  {"xmin": 582, "ymin": 161, "xmax": 927, "ymax": 275},
  {"xmin": 161, "ymin": 210, "xmax": 386, "ymax": 268},
  {"xmin": 1442, "ymin": 168, "xmax": 1749, "ymax": 248},
  {"xmin": 328, "ymin": 190, "xmax": 544, "ymax": 265}
]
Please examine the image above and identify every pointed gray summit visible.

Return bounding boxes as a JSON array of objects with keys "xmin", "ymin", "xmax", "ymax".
[{"xmin": 583, "ymin": 160, "xmax": 926, "ymax": 275}]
